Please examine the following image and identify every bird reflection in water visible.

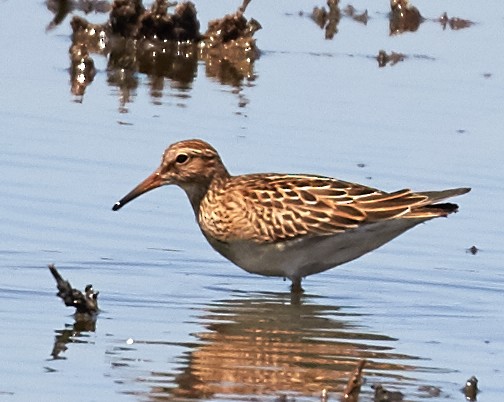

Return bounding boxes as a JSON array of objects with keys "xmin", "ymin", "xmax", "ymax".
[{"xmin": 115, "ymin": 292, "xmax": 440, "ymax": 400}]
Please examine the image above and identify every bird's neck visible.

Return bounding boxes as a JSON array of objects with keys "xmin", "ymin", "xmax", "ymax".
[
  {"xmin": 181, "ymin": 172, "xmax": 229, "ymax": 216},
  {"xmin": 182, "ymin": 182, "xmax": 211, "ymax": 215}
]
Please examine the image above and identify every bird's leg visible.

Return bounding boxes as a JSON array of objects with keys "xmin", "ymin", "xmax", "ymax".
[{"xmin": 290, "ymin": 277, "xmax": 304, "ymax": 293}]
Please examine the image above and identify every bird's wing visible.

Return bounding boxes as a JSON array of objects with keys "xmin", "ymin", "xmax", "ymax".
[{"xmin": 201, "ymin": 174, "xmax": 460, "ymax": 243}]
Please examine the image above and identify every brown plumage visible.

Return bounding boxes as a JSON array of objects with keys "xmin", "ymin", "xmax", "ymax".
[
  {"xmin": 199, "ymin": 174, "xmax": 466, "ymax": 243},
  {"xmin": 113, "ymin": 139, "xmax": 470, "ymax": 292}
]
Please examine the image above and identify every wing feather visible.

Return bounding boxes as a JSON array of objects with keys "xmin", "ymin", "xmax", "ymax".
[{"xmin": 198, "ymin": 174, "xmax": 466, "ymax": 243}]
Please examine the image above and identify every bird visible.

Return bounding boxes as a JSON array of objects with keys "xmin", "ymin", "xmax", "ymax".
[{"xmin": 112, "ymin": 139, "xmax": 470, "ymax": 293}]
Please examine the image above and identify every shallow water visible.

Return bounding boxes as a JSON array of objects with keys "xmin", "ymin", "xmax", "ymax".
[{"xmin": 1, "ymin": 0, "xmax": 503, "ymax": 401}]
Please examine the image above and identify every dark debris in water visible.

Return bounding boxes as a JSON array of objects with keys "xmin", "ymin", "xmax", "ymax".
[
  {"xmin": 53, "ymin": 0, "xmax": 476, "ymax": 102},
  {"xmin": 46, "ymin": 0, "xmax": 111, "ymax": 31},
  {"xmin": 65, "ymin": 0, "xmax": 261, "ymax": 104},
  {"xmin": 305, "ymin": 0, "xmax": 474, "ymax": 39},
  {"xmin": 48, "ymin": 264, "xmax": 99, "ymax": 316},
  {"xmin": 311, "ymin": 0, "xmax": 341, "ymax": 40},
  {"xmin": 467, "ymin": 245, "xmax": 479, "ymax": 255},
  {"xmin": 372, "ymin": 383, "xmax": 404, "ymax": 402},
  {"xmin": 305, "ymin": 1, "xmax": 368, "ymax": 40},
  {"xmin": 377, "ymin": 50, "xmax": 406, "ymax": 67},
  {"xmin": 389, "ymin": 0, "xmax": 474, "ymax": 34},
  {"xmin": 375, "ymin": 50, "xmax": 435, "ymax": 67},
  {"xmin": 69, "ymin": 41, "xmax": 96, "ymax": 97},
  {"xmin": 199, "ymin": 5, "xmax": 261, "ymax": 85},
  {"xmin": 389, "ymin": 0, "xmax": 424, "ymax": 35},
  {"xmin": 342, "ymin": 5, "xmax": 368, "ymax": 25},
  {"xmin": 463, "ymin": 376, "xmax": 479, "ymax": 401},
  {"xmin": 110, "ymin": 0, "xmax": 201, "ymax": 41},
  {"xmin": 439, "ymin": 12, "xmax": 475, "ymax": 30}
]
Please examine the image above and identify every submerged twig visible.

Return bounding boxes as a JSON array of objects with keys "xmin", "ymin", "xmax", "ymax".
[
  {"xmin": 239, "ymin": 0, "xmax": 252, "ymax": 13},
  {"xmin": 48, "ymin": 264, "xmax": 99, "ymax": 315},
  {"xmin": 343, "ymin": 359, "xmax": 366, "ymax": 401}
]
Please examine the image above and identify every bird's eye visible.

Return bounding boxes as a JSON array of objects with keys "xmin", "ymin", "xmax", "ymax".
[{"xmin": 175, "ymin": 154, "xmax": 189, "ymax": 164}]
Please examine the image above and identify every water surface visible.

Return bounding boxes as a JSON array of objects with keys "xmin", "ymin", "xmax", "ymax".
[{"xmin": 0, "ymin": 0, "xmax": 503, "ymax": 401}]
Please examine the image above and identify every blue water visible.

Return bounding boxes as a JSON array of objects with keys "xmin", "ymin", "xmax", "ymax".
[{"xmin": 0, "ymin": 1, "xmax": 502, "ymax": 400}]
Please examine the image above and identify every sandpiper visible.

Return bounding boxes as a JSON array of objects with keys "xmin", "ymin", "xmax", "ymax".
[{"xmin": 112, "ymin": 139, "xmax": 470, "ymax": 292}]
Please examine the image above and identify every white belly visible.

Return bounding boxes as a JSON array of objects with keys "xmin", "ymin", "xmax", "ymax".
[{"xmin": 203, "ymin": 218, "xmax": 425, "ymax": 281}]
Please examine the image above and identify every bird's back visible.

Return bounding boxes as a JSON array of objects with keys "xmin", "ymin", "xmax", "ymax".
[{"xmin": 198, "ymin": 173, "xmax": 470, "ymax": 244}]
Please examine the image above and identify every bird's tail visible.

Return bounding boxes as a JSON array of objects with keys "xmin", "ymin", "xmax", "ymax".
[
  {"xmin": 417, "ymin": 187, "xmax": 471, "ymax": 203},
  {"xmin": 411, "ymin": 187, "xmax": 471, "ymax": 217}
]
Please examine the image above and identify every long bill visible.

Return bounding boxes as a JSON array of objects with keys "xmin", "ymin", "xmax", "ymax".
[{"xmin": 112, "ymin": 170, "xmax": 164, "ymax": 211}]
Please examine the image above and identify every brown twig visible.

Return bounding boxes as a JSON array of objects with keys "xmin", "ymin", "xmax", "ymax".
[{"xmin": 48, "ymin": 264, "xmax": 99, "ymax": 315}]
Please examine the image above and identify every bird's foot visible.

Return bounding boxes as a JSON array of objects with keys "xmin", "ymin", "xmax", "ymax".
[{"xmin": 290, "ymin": 277, "xmax": 304, "ymax": 294}]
